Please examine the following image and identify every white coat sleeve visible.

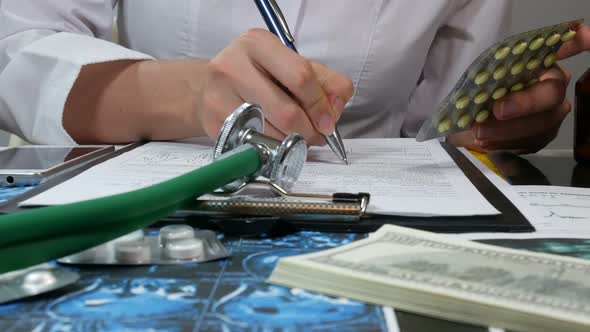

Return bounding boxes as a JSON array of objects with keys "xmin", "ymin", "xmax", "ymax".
[
  {"xmin": 0, "ymin": 0, "xmax": 154, "ymax": 144},
  {"xmin": 403, "ymin": 0, "xmax": 512, "ymax": 137}
]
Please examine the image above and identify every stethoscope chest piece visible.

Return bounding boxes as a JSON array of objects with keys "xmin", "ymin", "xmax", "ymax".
[{"xmin": 214, "ymin": 103, "xmax": 307, "ymax": 193}]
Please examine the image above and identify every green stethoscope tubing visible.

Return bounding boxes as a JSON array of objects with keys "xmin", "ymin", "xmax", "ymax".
[{"xmin": 0, "ymin": 146, "xmax": 262, "ymax": 273}]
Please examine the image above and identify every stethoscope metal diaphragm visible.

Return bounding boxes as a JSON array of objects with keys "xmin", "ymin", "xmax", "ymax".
[{"xmin": 213, "ymin": 103, "xmax": 307, "ymax": 193}]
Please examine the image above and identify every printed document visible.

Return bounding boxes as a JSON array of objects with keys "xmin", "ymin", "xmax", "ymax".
[
  {"xmin": 23, "ymin": 139, "xmax": 499, "ymax": 217},
  {"xmin": 458, "ymin": 150, "xmax": 590, "ymax": 239},
  {"xmin": 515, "ymin": 186, "xmax": 590, "ymax": 232}
]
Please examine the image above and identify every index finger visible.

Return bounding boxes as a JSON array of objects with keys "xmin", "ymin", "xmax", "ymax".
[
  {"xmin": 557, "ymin": 24, "xmax": 590, "ymax": 59},
  {"xmin": 493, "ymin": 66, "xmax": 568, "ymax": 120},
  {"xmin": 240, "ymin": 29, "xmax": 337, "ymax": 135}
]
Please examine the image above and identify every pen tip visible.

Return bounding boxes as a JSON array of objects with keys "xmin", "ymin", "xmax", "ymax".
[{"xmin": 343, "ymin": 157, "xmax": 349, "ymax": 165}]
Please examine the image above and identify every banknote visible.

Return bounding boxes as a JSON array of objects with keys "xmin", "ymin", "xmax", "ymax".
[{"xmin": 268, "ymin": 225, "xmax": 590, "ymax": 332}]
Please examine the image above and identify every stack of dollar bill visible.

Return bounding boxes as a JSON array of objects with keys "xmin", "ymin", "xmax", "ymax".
[{"xmin": 268, "ymin": 225, "xmax": 590, "ymax": 332}]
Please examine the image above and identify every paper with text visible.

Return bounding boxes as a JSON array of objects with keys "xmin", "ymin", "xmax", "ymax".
[
  {"xmin": 23, "ymin": 139, "xmax": 498, "ymax": 217},
  {"xmin": 457, "ymin": 150, "xmax": 590, "ymax": 240},
  {"xmin": 22, "ymin": 142, "xmax": 213, "ymax": 206},
  {"xmin": 516, "ymin": 186, "xmax": 590, "ymax": 231},
  {"xmin": 295, "ymin": 139, "xmax": 498, "ymax": 216},
  {"xmin": 463, "ymin": 186, "xmax": 590, "ymax": 239}
]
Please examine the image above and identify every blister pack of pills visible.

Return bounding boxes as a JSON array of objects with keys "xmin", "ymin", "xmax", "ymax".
[
  {"xmin": 0, "ymin": 264, "xmax": 79, "ymax": 304},
  {"xmin": 416, "ymin": 19, "xmax": 583, "ymax": 142},
  {"xmin": 58, "ymin": 225, "xmax": 230, "ymax": 265}
]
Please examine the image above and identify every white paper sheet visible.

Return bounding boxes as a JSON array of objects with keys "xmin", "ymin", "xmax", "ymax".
[
  {"xmin": 293, "ymin": 139, "xmax": 498, "ymax": 216},
  {"xmin": 515, "ymin": 186, "xmax": 590, "ymax": 230},
  {"xmin": 22, "ymin": 141, "xmax": 213, "ymax": 205},
  {"xmin": 457, "ymin": 150, "xmax": 590, "ymax": 240},
  {"xmin": 382, "ymin": 307, "xmax": 401, "ymax": 332},
  {"xmin": 465, "ymin": 186, "xmax": 590, "ymax": 240},
  {"xmin": 23, "ymin": 139, "xmax": 498, "ymax": 217}
]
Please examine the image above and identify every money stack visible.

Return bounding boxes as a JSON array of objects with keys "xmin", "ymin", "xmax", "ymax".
[{"xmin": 268, "ymin": 225, "xmax": 590, "ymax": 332}]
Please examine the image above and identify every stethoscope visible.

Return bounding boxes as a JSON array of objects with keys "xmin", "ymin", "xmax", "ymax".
[
  {"xmin": 213, "ymin": 103, "xmax": 307, "ymax": 193},
  {"xmin": 0, "ymin": 103, "xmax": 309, "ymax": 273}
]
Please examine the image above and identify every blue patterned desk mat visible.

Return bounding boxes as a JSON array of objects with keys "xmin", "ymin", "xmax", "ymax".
[
  {"xmin": 0, "ymin": 186, "xmax": 34, "ymax": 204},
  {"xmin": 0, "ymin": 232, "xmax": 388, "ymax": 331},
  {"xmin": 2, "ymin": 179, "xmax": 590, "ymax": 331},
  {"xmin": 0, "ymin": 228, "xmax": 588, "ymax": 332}
]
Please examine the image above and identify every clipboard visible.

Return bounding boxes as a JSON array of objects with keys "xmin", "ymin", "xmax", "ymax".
[
  {"xmin": 162, "ymin": 143, "xmax": 534, "ymax": 234},
  {"xmin": 1, "ymin": 143, "xmax": 534, "ymax": 235}
]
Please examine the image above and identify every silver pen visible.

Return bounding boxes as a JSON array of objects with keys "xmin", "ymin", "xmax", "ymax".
[{"xmin": 253, "ymin": 0, "xmax": 349, "ymax": 164}]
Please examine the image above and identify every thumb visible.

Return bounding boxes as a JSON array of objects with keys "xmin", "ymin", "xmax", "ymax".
[
  {"xmin": 447, "ymin": 130, "xmax": 488, "ymax": 153},
  {"xmin": 557, "ymin": 24, "xmax": 590, "ymax": 60}
]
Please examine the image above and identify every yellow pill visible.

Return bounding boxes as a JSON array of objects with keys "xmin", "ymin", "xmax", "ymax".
[
  {"xmin": 529, "ymin": 37, "xmax": 545, "ymax": 51},
  {"xmin": 457, "ymin": 114, "xmax": 472, "ymax": 129},
  {"xmin": 512, "ymin": 42, "xmax": 528, "ymax": 55},
  {"xmin": 526, "ymin": 58, "xmax": 541, "ymax": 71},
  {"xmin": 546, "ymin": 33, "xmax": 561, "ymax": 47},
  {"xmin": 493, "ymin": 66, "xmax": 507, "ymax": 80},
  {"xmin": 511, "ymin": 83, "xmax": 525, "ymax": 92},
  {"xmin": 474, "ymin": 92, "xmax": 489, "ymax": 105},
  {"xmin": 561, "ymin": 30, "xmax": 577, "ymax": 42},
  {"xmin": 492, "ymin": 87, "xmax": 507, "ymax": 100},
  {"xmin": 510, "ymin": 62, "xmax": 525, "ymax": 76},
  {"xmin": 528, "ymin": 78, "xmax": 539, "ymax": 86},
  {"xmin": 475, "ymin": 110, "xmax": 490, "ymax": 123},
  {"xmin": 455, "ymin": 96, "xmax": 471, "ymax": 110},
  {"xmin": 544, "ymin": 53, "xmax": 556, "ymax": 67},
  {"xmin": 494, "ymin": 46, "xmax": 511, "ymax": 60},
  {"xmin": 474, "ymin": 71, "xmax": 490, "ymax": 85},
  {"xmin": 437, "ymin": 118, "xmax": 452, "ymax": 133}
]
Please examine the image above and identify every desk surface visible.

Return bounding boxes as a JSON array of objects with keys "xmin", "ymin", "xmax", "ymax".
[
  {"xmin": 1, "ymin": 231, "xmax": 590, "ymax": 332},
  {"xmin": 488, "ymin": 149, "xmax": 590, "ymax": 188},
  {"xmin": 1, "ymin": 151, "xmax": 590, "ymax": 331}
]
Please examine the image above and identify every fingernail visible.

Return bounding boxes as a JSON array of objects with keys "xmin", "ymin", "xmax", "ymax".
[
  {"xmin": 476, "ymin": 125, "xmax": 490, "ymax": 140},
  {"xmin": 331, "ymin": 95, "xmax": 345, "ymax": 114},
  {"xmin": 318, "ymin": 113, "xmax": 334, "ymax": 134},
  {"xmin": 500, "ymin": 99, "xmax": 518, "ymax": 119},
  {"xmin": 474, "ymin": 140, "xmax": 490, "ymax": 153}
]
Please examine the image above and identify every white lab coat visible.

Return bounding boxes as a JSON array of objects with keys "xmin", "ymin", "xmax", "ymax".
[{"xmin": 0, "ymin": 0, "xmax": 510, "ymax": 144}]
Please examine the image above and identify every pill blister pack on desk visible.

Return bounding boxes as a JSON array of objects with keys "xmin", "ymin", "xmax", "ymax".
[
  {"xmin": 58, "ymin": 225, "xmax": 230, "ymax": 265},
  {"xmin": 416, "ymin": 19, "xmax": 583, "ymax": 142},
  {"xmin": 0, "ymin": 264, "xmax": 79, "ymax": 304}
]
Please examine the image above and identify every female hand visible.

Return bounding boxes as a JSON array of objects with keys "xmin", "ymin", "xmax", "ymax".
[
  {"xmin": 196, "ymin": 28, "xmax": 354, "ymax": 146},
  {"xmin": 449, "ymin": 24, "xmax": 590, "ymax": 154}
]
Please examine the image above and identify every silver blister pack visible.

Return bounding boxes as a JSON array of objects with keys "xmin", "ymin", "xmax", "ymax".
[
  {"xmin": 416, "ymin": 19, "xmax": 583, "ymax": 142},
  {"xmin": 58, "ymin": 225, "xmax": 230, "ymax": 265},
  {"xmin": 0, "ymin": 264, "xmax": 79, "ymax": 304}
]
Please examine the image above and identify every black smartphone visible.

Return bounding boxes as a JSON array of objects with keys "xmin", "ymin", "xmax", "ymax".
[{"xmin": 0, "ymin": 146, "xmax": 115, "ymax": 187}]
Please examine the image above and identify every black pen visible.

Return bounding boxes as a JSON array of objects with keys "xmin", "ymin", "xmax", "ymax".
[{"xmin": 253, "ymin": 0, "xmax": 349, "ymax": 164}]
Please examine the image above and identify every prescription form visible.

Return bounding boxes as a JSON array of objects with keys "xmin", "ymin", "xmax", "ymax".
[{"xmin": 22, "ymin": 139, "xmax": 499, "ymax": 217}]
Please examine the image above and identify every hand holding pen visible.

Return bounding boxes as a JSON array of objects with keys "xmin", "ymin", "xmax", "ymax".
[
  {"xmin": 180, "ymin": 1, "xmax": 352, "ymax": 152},
  {"xmin": 253, "ymin": 0, "xmax": 351, "ymax": 163}
]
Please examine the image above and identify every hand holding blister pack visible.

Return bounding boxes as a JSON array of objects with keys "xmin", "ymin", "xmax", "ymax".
[{"xmin": 416, "ymin": 19, "xmax": 583, "ymax": 142}]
